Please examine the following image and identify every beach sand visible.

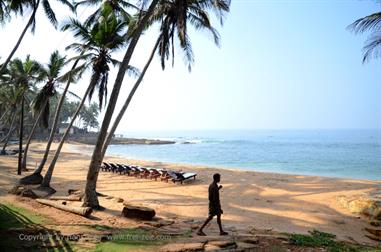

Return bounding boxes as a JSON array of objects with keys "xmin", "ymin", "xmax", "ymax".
[{"xmin": 0, "ymin": 142, "xmax": 380, "ymax": 246}]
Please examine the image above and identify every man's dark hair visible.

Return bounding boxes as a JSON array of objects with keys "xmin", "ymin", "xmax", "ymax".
[{"xmin": 213, "ymin": 173, "xmax": 220, "ymax": 181}]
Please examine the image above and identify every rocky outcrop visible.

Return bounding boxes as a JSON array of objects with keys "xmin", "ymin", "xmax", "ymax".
[{"xmin": 337, "ymin": 195, "xmax": 381, "ymax": 219}]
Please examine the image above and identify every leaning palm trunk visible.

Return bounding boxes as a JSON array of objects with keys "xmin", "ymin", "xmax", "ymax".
[
  {"xmin": 40, "ymin": 84, "xmax": 92, "ymax": 188},
  {"xmin": 1, "ymin": 112, "xmax": 17, "ymax": 153},
  {"xmin": 100, "ymin": 38, "xmax": 160, "ymax": 160},
  {"xmin": 0, "ymin": 108, "xmax": 10, "ymax": 124},
  {"xmin": 0, "ymin": 0, "xmax": 40, "ymax": 74},
  {"xmin": 82, "ymin": 0, "xmax": 160, "ymax": 208},
  {"xmin": 17, "ymin": 97, "xmax": 25, "ymax": 175},
  {"xmin": 24, "ymin": 58, "xmax": 82, "ymax": 180},
  {"xmin": 21, "ymin": 100, "xmax": 48, "ymax": 170}
]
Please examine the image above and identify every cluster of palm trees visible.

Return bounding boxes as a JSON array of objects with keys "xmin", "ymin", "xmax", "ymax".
[{"xmin": 1, "ymin": 0, "xmax": 231, "ymax": 209}]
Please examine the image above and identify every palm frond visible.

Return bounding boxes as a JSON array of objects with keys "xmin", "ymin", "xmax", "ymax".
[
  {"xmin": 42, "ymin": 0, "xmax": 58, "ymax": 28},
  {"xmin": 348, "ymin": 12, "xmax": 381, "ymax": 34},
  {"xmin": 362, "ymin": 33, "xmax": 381, "ymax": 63}
]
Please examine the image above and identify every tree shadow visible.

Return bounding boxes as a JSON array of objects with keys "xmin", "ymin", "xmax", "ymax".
[{"xmin": 0, "ymin": 203, "xmax": 75, "ymax": 251}]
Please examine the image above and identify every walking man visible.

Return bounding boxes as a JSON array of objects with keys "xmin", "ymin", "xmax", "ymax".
[{"xmin": 197, "ymin": 173, "xmax": 228, "ymax": 236}]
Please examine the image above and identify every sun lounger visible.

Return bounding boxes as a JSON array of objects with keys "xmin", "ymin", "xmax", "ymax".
[
  {"xmin": 138, "ymin": 167, "xmax": 152, "ymax": 179},
  {"xmin": 129, "ymin": 166, "xmax": 143, "ymax": 176},
  {"xmin": 160, "ymin": 171, "xmax": 197, "ymax": 184},
  {"xmin": 144, "ymin": 168, "xmax": 165, "ymax": 180},
  {"xmin": 109, "ymin": 163, "xmax": 120, "ymax": 173},
  {"xmin": 115, "ymin": 163, "xmax": 130, "ymax": 175},
  {"xmin": 173, "ymin": 172, "xmax": 197, "ymax": 184},
  {"xmin": 101, "ymin": 162, "xmax": 112, "ymax": 172}
]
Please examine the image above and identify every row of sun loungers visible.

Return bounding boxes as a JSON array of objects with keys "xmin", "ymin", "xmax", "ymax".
[{"xmin": 101, "ymin": 162, "xmax": 197, "ymax": 184}]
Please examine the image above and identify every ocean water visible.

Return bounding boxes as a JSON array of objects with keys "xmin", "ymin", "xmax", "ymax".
[{"xmin": 106, "ymin": 129, "xmax": 381, "ymax": 181}]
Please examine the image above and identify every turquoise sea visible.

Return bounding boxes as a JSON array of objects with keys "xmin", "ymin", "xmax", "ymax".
[{"xmin": 105, "ymin": 129, "xmax": 381, "ymax": 181}]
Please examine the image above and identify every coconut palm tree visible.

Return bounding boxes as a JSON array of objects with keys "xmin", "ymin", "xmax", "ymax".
[
  {"xmin": 6, "ymin": 56, "xmax": 44, "ymax": 174},
  {"xmin": 0, "ymin": 85, "xmax": 19, "ymax": 153},
  {"xmin": 0, "ymin": 0, "xmax": 9, "ymax": 23},
  {"xmin": 349, "ymin": 11, "xmax": 381, "ymax": 63},
  {"xmin": 82, "ymin": 0, "xmax": 230, "ymax": 208},
  {"xmin": 75, "ymin": 0, "xmax": 137, "ymax": 26},
  {"xmin": 99, "ymin": 0, "xmax": 229, "ymax": 161},
  {"xmin": 39, "ymin": 5, "xmax": 135, "ymax": 189},
  {"xmin": 20, "ymin": 51, "xmax": 69, "ymax": 171},
  {"xmin": 0, "ymin": 0, "xmax": 74, "ymax": 74}
]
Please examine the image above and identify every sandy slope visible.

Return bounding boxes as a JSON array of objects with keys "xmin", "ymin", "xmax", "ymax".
[{"xmin": 0, "ymin": 141, "xmax": 380, "ymax": 246}]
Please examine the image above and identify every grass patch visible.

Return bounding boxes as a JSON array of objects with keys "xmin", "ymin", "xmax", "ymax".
[
  {"xmin": 0, "ymin": 201, "xmax": 76, "ymax": 252},
  {"xmin": 94, "ymin": 228, "xmax": 171, "ymax": 252},
  {"xmin": 289, "ymin": 230, "xmax": 381, "ymax": 252},
  {"xmin": 90, "ymin": 224, "xmax": 114, "ymax": 231},
  {"xmin": 0, "ymin": 202, "xmax": 46, "ymax": 230}
]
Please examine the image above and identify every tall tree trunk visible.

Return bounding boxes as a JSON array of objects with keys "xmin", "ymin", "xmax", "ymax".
[
  {"xmin": 100, "ymin": 38, "xmax": 160, "ymax": 160},
  {"xmin": 1, "ymin": 111, "xmax": 17, "ymax": 153},
  {"xmin": 29, "ymin": 58, "xmax": 82, "ymax": 176},
  {"xmin": 17, "ymin": 97, "xmax": 24, "ymax": 175},
  {"xmin": 82, "ymin": 0, "xmax": 160, "ymax": 209},
  {"xmin": 0, "ymin": 108, "xmax": 10, "ymax": 124},
  {"xmin": 40, "ymin": 84, "xmax": 92, "ymax": 188},
  {"xmin": 0, "ymin": 0, "xmax": 40, "ymax": 74},
  {"xmin": 21, "ymin": 100, "xmax": 47, "ymax": 170}
]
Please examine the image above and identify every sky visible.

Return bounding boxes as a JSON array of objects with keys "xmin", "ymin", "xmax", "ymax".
[{"xmin": 1, "ymin": 0, "xmax": 381, "ymax": 132}]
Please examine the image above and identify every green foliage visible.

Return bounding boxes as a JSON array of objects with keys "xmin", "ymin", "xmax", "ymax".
[
  {"xmin": 0, "ymin": 202, "xmax": 46, "ymax": 230},
  {"xmin": 289, "ymin": 230, "xmax": 380, "ymax": 252}
]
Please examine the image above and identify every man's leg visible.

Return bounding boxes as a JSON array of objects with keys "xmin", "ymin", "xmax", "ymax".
[
  {"xmin": 217, "ymin": 214, "xmax": 228, "ymax": 235},
  {"xmin": 197, "ymin": 215, "xmax": 213, "ymax": 236}
]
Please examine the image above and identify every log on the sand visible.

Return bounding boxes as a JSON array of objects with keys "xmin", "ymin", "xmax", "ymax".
[
  {"xmin": 122, "ymin": 205, "xmax": 156, "ymax": 220},
  {"xmin": 36, "ymin": 199, "xmax": 92, "ymax": 217},
  {"xmin": 49, "ymin": 195, "xmax": 81, "ymax": 201}
]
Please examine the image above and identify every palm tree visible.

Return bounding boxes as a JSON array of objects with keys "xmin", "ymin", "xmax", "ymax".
[
  {"xmin": 349, "ymin": 11, "xmax": 381, "ymax": 62},
  {"xmin": 0, "ymin": 0, "xmax": 74, "ymax": 74},
  {"xmin": 6, "ymin": 56, "xmax": 44, "ymax": 174},
  {"xmin": 82, "ymin": 0, "xmax": 230, "ymax": 208},
  {"xmin": 39, "ymin": 5, "xmax": 134, "ymax": 189},
  {"xmin": 82, "ymin": 0, "xmax": 160, "ymax": 208},
  {"xmin": 99, "ymin": 0, "xmax": 229, "ymax": 161},
  {"xmin": 0, "ymin": 0, "xmax": 9, "ymax": 23},
  {"xmin": 20, "ymin": 51, "xmax": 68, "ymax": 171},
  {"xmin": 0, "ymin": 85, "xmax": 18, "ymax": 154},
  {"xmin": 75, "ymin": 0, "xmax": 137, "ymax": 26}
]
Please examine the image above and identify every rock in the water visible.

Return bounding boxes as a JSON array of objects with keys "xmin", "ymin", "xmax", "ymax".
[
  {"xmin": 122, "ymin": 205, "xmax": 155, "ymax": 220},
  {"xmin": 19, "ymin": 173, "xmax": 43, "ymax": 185},
  {"xmin": 337, "ymin": 195, "xmax": 381, "ymax": 219}
]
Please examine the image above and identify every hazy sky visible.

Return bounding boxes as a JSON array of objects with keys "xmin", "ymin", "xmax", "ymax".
[{"xmin": 1, "ymin": 0, "xmax": 380, "ymax": 132}]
